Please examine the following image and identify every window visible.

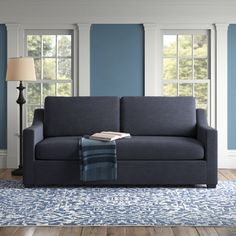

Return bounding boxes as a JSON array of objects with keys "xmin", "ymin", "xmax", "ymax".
[
  {"xmin": 25, "ymin": 30, "xmax": 73, "ymax": 126},
  {"xmin": 162, "ymin": 30, "xmax": 210, "ymax": 113}
]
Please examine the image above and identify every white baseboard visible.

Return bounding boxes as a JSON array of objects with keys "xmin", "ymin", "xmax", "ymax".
[
  {"xmin": 219, "ymin": 150, "xmax": 236, "ymax": 169},
  {"xmin": 0, "ymin": 149, "xmax": 7, "ymax": 169}
]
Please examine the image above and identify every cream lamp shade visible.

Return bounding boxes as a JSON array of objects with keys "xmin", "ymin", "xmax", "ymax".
[{"xmin": 6, "ymin": 57, "xmax": 36, "ymax": 81}]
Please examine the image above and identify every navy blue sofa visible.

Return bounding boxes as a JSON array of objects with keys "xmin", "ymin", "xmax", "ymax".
[{"xmin": 23, "ymin": 96, "xmax": 218, "ymax": 188}]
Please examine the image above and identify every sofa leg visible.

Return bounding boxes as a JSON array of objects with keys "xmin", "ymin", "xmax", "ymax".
[{"xmin": 207, "ymin": 184, "xmax": 216, "ymax": 188}]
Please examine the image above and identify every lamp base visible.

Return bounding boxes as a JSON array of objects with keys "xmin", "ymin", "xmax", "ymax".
[{"xmin": 11, "ymin": 167, "xmax": 23, "ymax": 176}]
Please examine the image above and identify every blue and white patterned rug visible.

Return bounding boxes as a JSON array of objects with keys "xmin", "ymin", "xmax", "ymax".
[{"xmin": 0, "ymin": 180, "xmax": 236, "ymax": 226}]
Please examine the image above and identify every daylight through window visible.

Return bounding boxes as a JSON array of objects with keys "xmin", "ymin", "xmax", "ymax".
[
  {"xmin": 162, "ymin": 30, "xmax": 210, "ymax": 113},
  {"xmin": 25, "ymin": 30, "xmax": 73, "ymax": 126}
]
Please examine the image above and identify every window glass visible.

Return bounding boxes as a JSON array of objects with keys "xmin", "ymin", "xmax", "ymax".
[
  {"xmin": 162, "ymin": 31, "xmax": 209, "ymax": 115},
  {"xmin": 25, "ymin": 31, "xmax": 73, "ymax": 127}
]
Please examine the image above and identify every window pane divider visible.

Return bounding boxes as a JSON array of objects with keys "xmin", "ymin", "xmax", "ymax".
[
  {"xmin": 28, "ymin": 80, "xmax": 72, "ymax": 84},
  {"xmin": 192, "ymin": 35, "xmax": 195, "ymax": 97},
  {"xmin": 40, "ymin": 35, "xmax": 43, "ymax": 107},
  {"xmin": 177, "ymin": 34, "xmax": 179, "ymax": 96},
  {"xmin": 163, "ymin": 80, "xmax": 209, "ymax": 84}
]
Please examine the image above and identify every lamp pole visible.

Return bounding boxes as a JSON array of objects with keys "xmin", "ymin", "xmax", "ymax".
[
  {"xmin": 6, "ymin": 57, "xmax": 36, "ymax": 176},
  {"xmin": 12, "ymin": 81, "xmax": 26, "ymax": 176}
]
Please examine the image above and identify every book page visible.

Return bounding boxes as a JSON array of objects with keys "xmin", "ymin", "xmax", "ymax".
[{"xmin": 101, "ymin": 131, "xmax": 130, "ymax": 137}]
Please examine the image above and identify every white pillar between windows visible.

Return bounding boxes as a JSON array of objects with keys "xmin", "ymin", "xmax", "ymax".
[
  {"xmin": 215, "ymin": 23, "xmax": 229, "ymax": 168},
  {"xmin": 77, "ymin": 24, "xmax": 91, "ymax": 96},
  {"xmin": 143, "ymin": 23, "xmax": 160, "ymax": 96},
  {"xmin": 6, "ymin": 24, "xmax": 20, "ymax": 168}
]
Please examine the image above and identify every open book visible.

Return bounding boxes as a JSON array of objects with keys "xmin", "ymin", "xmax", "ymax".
[{"xmin": 89, "ymin": 131, "xmax": 131, "ymax": 141}]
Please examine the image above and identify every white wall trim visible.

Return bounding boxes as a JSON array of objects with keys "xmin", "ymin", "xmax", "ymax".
[
  {"xmin": 1, "ymin": 1, "xmax": 236, "ymax": 24},
  {"xmin": 77, "ymin": 23, "xmax": 91, "ymax": 96},
  {"xmin": 143, "ymin": 23, "xmax": 159, "ymax": 96},
  {"xmin": 6, "ymin": 23, "xmax": 21, "ymax": 168},
  {"xmin": 73, "ymin": 28, "xmax": 78, "ymax": 96},
  {"xmin": 215, "ymin": 23, "xmax": 229, "ymax": 168},
  {"xmin": 0, "ymin": 150, "xmax": 7, "ymax": 169},
  {"xmin": 158, "ymin": 23, "xmax": 214, "ymax": 30},
  {"xmin": 210, "ymin": 27, "xmax": 216, "ymax": 128},
  {"xmin": 6, "ymin": 23, "xmax": 80, "ymax": 168},
  {"xmin": 220, "ymin": 150, "xmax": 236, "ymax": 168},
  {"xmin": 227, "ymin": 150, "xmax": 236, "ymax": 156},
  {"xmin": 18, "ymin": 23, "xmax": 77, "ymax": 30}
]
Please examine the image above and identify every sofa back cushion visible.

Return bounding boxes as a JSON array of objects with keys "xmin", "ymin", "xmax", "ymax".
[
  {"xmin": 44, "ymin": 96, "xmax": 120, "ymax": 137},
  {"xmin": 121, "ymin": 96, "xmax": 196, "ymax": 136}
]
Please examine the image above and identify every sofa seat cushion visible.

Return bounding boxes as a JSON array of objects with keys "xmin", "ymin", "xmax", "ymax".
[
  {"xmin": 116, "ymin": 136, "xmax": 204, "ymax": 160},
  {"xmin": 36, "ymin": 136, "xmax": 81, "ymax": 160}
]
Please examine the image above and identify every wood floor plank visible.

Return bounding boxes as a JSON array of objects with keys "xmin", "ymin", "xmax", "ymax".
[
  {"xmin": 218, "ymin": 170, "xmax": 230, "ymax": 180},
  {"xmin": 215, "ymin": 227, "xmax": 236, "ymax": 236},
  {"xmin": 172, "ymin": 227, "xmax": 200, "ymax": 236},
  {"xmin": 0, "ymin": 227, "xmax": 18, "ymax": 236},
  {"xmin": 0, "ymin": 169, "xmax": 8, "ymax": 179},
  {"xmin": 0, "ymin": 168, "xmax": 6, "ymax": 176},
  {"xmin": 229, "ymin": 169, "xmax": 236, "ymax": 175},
  {"xmin": 220, "ymin": 170, "xmax": 236, "ymax": 180},
  {"xmin": 81, "ymin": 226, "xmax": 107, "ymax": 236},
  {"xmin": 196, "ymin": 227, "xmax": 219, "ymax": 236},
  {"xmin": 33, "ymin": 227, "xmax": 61, "ymax": 236},
  {"xmin": 59, "ymin": 227, "xmax": 82, "ymax": 236},
  {"xmin": 126, "ymin": 227, "xmax": 150, "ymax": 236},
  {"xmin": 107, "ymin": 226, "xmax": 126, "ymax": 236},
  {"xmin": 218, "ymin": 172, "xmax": 228, "ymax": 181},
  {"xmin": 12, "ymin": 227, "xmax": 36, "ymax": 236},
  {"xmin": 0, "ymin": 169, "xmax": 21, "ymax": 181},
  {"xmin": 228, "ymin": 169, "xmax": 236, "ymax": 179},
  {"xmin": 149, "ymin": 227, "xmax": 174, "ymax": 236}
]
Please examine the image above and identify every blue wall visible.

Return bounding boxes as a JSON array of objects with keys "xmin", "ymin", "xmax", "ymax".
[
  {"xmin": 0, "ymin": 25, "xmax": 7, "ymax": 149},
  {"xmin": 90, "ymin": 24, "xmax": 144, "ymax": 96},
  {"xmin": 228, "ymin": 24, "xmax": 236, "ymax": 149}
]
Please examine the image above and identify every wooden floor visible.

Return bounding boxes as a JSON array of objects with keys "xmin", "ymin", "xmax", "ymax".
[{"xmin": 0, "ymin": 169, "xmax": 236, "ymax": 236}]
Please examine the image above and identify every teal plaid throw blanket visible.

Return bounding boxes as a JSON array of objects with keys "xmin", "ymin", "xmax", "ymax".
[{"xmin": 79, "ymin": 137, "xmax": 117, "ymax": 182}]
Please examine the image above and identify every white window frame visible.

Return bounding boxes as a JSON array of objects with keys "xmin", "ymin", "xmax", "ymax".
[
  {"xmin": 153, "ymin": 25, "xmax": 216, "ymax": 128},
  {"xmin": 144, "ymin": 24, "xmax": 215, "ymax": 127},
  {"xmin": 161, "ymin": 29, "xmax": 211, "ymax": 122},
  {"xmin": 24, "ymin": 29, "xmax": 75, "ymax": 127},
  {"xmin": 6, "ymin": 23, "xmax": 83, "ymax": 169}
]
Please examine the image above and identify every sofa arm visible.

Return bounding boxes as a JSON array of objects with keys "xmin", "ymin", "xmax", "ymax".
[
  {"xmin": 196, "ymin": 109, "xmax": 218, "ymax": 186},
  {"xmin": 24, "ymin": 108, "xmax": 44, "ymax": 147},
  {"xmin": 197, "ymin": 109, "xmax": 217, "ymax": 145},
  {"xmin": 23, "ymin": 109, "xmax": 44, "ymax": 186}
]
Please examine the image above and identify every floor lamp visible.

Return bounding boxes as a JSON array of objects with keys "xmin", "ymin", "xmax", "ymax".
[{"xmin": 6, "ymin": 57, "xmax": 36, "ymax": 176}]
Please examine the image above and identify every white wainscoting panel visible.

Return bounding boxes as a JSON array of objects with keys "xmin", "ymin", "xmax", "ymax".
[{"xmin": 0, "ymin": 150, "xmax": 7, "ymax": 168}]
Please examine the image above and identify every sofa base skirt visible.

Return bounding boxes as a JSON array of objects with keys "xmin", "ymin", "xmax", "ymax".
[{"xmin": 23, "ymin": 160, "xmax": 211, "ymax": 187}]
